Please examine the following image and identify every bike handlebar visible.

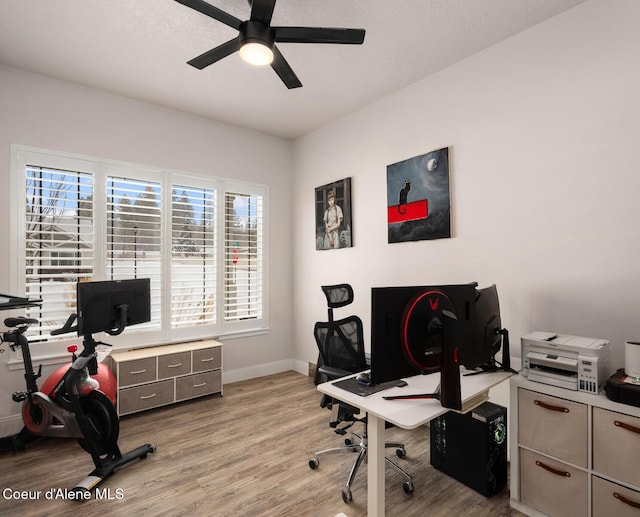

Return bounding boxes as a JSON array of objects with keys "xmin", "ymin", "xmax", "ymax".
[{"xmin": 50, "ymin": 313, "xmax": 78, "ymax": 336}]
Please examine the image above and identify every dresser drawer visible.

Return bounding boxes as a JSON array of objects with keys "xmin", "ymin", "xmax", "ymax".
[
  {"xmin": 192, "ymin": 346, "xmax": 222, "ymax": 372},
  {"xmin": 117, "ymin": 357, "xmax": 157, "ymax": 387},
  {"xmin": 519, "ymin": 448, "xmax": 588, "ymax": 517},
  {"xmin": 518, "ymin": 388, "xmax": 588, "ymax": 467},
  {"xmin": 158, "ymin": 351, "xmax": 191, "ymax": 379},
  {"xmin": 593, "ymin": 407, "xmax": 640, "ymax": 488},
  {"xmin": 176, "ymin": 370, "xmax": 222, "ymax": 401},
  {"xmin": 118, "ymin": 379, "xmax": 174, "ymax": 415},
  {"xmin": 592, "ymin": 475, "xmax": 640, "ymax": 517}
]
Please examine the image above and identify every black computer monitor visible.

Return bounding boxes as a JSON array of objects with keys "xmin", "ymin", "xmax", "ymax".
[
  {"xmin": 469, "ymin": 284, "xmax": 503, "ymax": 368},
  {"xmin": 76, "ymin": 278, "xmax": 151, "ymax": 336},
  {"xmin": 370, "ymin": 283, "xmax": 505, "ymax": 385}
]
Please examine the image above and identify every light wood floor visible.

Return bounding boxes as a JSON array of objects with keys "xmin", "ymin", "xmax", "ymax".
[{"xmin": 1, "ymin": 371, "xmax": 524, "ymax": 517}]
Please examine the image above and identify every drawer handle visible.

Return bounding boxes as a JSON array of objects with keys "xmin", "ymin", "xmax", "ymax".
[
  {"xmin": 534, "ymin": 399, "xmax": 569, "ymax": 413},
  {"xmin": 139, "ymin": 393, "xmax": 156, "ymax": 400},
  {"xmin": 193, "ymin": 382, "xmax": 207, "ymax": 388},
  {"xmin": 167, "ymin": 363, "xmax": 183, "ymax": 368},
  {"xmin": 614, "ymin": 420, "xmax": 640, "ymax": 434},
  {"xmin": 200, "ymin": 357, "xmax": 215, "ymax": 362},
  {"xmin": 130, "ymin": 369, "xmax": 147, "ymax": 375},
  {"xmin": 614, "ymin": 492, "xmax": 640, "ymax": 509},
  {"xmin": 535, "ymin": 460, "xmax": 570, "ymax": 477}
]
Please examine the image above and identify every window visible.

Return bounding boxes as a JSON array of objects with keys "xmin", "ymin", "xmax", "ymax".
[
  {"xmin": 105, "ymin": 174, "xmax": 163, "ymax": 330},
  {"xmin": 12, "ymin": 146, "xmax": 267, "ymax": 356},
  {"xmin": 24, "ymin": 163, "xmax": 94, "ymax": 338},
  {"xmin": 224, "ymin": 189, "xmax": 264, "ymax": 328},
  {"xmin": 171, "ymin": 184, "xmax": 216, "ymax": 329}
]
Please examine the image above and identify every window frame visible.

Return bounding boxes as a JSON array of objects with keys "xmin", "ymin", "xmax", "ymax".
[
  {"xmin": 9, "ymin": 144, "xmax": 268, "ymax": 363},
  {"xmin": 220, "ymin": 181, "xmax": 267, "ymax": 335}
]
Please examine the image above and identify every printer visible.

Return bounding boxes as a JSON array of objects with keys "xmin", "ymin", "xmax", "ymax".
[{"xmin": 521, "ymin": 331, "xmax": 610, "ymax": 394}]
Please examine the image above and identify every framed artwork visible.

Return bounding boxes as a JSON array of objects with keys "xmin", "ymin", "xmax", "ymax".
[
  {"xmin": 315, "ymin": 177, "xmax": 353, "ymax": 250},
  {"xmin": 386, "ymin": 147, "xmax": 451, "ymax": 243}
]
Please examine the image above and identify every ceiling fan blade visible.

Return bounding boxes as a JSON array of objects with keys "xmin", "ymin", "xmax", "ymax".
[
  {"xmin": 188, "ymin": 38, "xmax": 241, "ymax": 69},
  {"xmin": 271, "ymin": 45, "xmax": 302, "ymax": 89},
  {"xmin": 175, "ymin": 0, "xmax": 243, "ymax": 30},
  {"xmin": 249, "ymin": 0, "xmax": 276, "ymax": 26},
  {"xmin": 274, "ymin": 27, "xmax": 365, "ymax": 45}
]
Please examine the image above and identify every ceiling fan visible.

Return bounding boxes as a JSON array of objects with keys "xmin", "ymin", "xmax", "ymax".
[{"xmin": 175, "ymin": 0, "xmax": 366, "ymax": 89}]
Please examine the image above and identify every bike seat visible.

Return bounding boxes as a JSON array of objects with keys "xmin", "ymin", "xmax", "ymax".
[{"xmin": 4, "ymin": 316, "xmax": 39, "ymax": 328}]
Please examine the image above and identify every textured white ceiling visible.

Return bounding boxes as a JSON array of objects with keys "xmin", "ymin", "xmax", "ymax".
[{"xmin": 0, "ymin": 0, "xmax": 586, "ymax": 139}]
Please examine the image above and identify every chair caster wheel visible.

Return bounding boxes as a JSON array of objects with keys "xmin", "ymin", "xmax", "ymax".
[
  {"xmin": 403, "ymin": 480, "xmax": 414, "ymax": 495},
  {"xmin": 308, "ymin": 458, "xmax": 319, "ymax": 470},
  {"xmin": 342, "ymin": 487, "xmax": 353, "ymax": 504},
  {"xmin": 396, "ymin": 447, "xmax": 406, "ymax": 458}
]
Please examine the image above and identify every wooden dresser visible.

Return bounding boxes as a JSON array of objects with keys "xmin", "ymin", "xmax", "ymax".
[{"xmin": 106, "ymin": 340, "xmax": 223, "ymax": 416}]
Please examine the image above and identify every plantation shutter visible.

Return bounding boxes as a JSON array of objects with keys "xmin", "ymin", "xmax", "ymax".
[
  {"xmin": 223, "ymin": 189, "xmax": 264, "ymax": 325},
  {"xmin": 105, "ymin": 175, "xmax": 162, "ymax": 328},
  {"xmin": 170, "ymin": 184, "xmax": 217, "ymax": 328},
  {"xmin": 15, "ymin": 146, "xmax": 269, "ymax": 356},
  {"xmin": 24, "ymin": 165, "xmax": 94, "ymax": 336}
]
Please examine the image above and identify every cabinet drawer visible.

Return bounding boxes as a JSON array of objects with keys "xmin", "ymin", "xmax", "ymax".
[
  {"xmin": 519, "ymin": 448, "xmax": 588, "ymax": 517},
  {"xmin": 593, "ymin": 476, "xmax": 640, "ymax": 517},
  {"xmin": 118, "ymin": 379, "xmax": 174, "ymax": 415},
  {"xmin": 176, "ymin": 370, "xmax": 222, "ymax": 401},
  {"xmin": 518, "ymin": 388, "xmax": 588, "ymax": 466},
  {"xmin": 593, "ymin": 407, "xmax": 640, "ymax": 488},
  {"xmin": 192, "ymin": 346, "xmax": 222, "ymax": 372},
  {"xmin": 117, "ymin": 357, "xmax": 157, "ymax": 387},
  {"xmin": 158, "ymin": 351, "xmax": 191, "ymax": 379}
]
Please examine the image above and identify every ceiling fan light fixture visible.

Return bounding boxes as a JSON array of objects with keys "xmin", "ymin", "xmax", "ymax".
[
  {"xmin": 175, "ymin": 0, "xmax": 366, "ymax": 88},
  {"xmin": 239, "ymin": 42, "xmax": 274, "ymax": 66}
]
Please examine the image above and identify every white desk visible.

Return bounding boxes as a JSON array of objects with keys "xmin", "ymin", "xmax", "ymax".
[{"xmin": 317, "ymin": 369, "xmax": 513, "ymax": 517}]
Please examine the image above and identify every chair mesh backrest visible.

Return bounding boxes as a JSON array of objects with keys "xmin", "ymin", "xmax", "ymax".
[
  {"xmin": 314, "ymin": 316, "xmax": 367, "ymax": 374},
  {"xmin": 321, "ymin": 284, "xmax": 354, "ymax": 309}
]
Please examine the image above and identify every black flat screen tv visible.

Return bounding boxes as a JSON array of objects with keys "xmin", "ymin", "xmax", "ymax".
[
  {"xmin": 76, "ymin": 278, "xmax": 151, "ymax": 336},
  {"xmin": 370, "ymin": 283, "xmax": 504, "ymax": 385}
]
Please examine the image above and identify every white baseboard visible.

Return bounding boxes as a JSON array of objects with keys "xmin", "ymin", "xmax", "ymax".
[
  {"xmin": 223, "ymin": 358, "xmax": 307, "ymax": 384},
  {"xmin": 291, "ymin": 359, "xmax": 308, "ymax": 376},
  {"xmin": 0, "ymin": 413, "xmax": 24, "ymax": 438}
]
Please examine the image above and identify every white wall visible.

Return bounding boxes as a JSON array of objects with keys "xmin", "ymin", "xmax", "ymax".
[
  {"xmin": 0, "ymin": 65, "xmax": 294, "ymax": 432},
  {"xmin": 292, "ymin": 0, "xmax": 640, "ymax": 375}
]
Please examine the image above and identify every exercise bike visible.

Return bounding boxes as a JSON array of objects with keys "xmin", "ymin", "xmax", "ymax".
[{"xmin": 1, "ymin": 312, "xmax": 155, "ymax": 495}]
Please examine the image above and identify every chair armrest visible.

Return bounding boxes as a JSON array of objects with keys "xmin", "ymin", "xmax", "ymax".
[{"xmin": 318, "ymin": 365, "xmax": 352, "ymax": 380}]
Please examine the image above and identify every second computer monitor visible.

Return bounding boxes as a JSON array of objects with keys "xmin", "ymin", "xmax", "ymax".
[{"xmin": 369, "ymin": 282, "xmax": 503, "ymax": 385}]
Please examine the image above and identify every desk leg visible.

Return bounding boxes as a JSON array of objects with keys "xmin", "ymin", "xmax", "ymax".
[{"xmin": 368, "ymin": 414, "xmax": 385, "ymax": 517}]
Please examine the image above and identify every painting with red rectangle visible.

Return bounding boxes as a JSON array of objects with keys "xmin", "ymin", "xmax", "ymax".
[{"xmin": 386, "ymin": 147, "xmax": 451, "ymax": 243}]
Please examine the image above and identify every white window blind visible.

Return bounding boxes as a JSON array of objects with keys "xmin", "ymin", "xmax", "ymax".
[
  {"xmin": 13, "ymin": 146, "xmax": 268, "ymax": 356},
  {"xmin": 106, "ymin": 176, "xmax": 162, "ymax": 329},
  {"xmin": 171, "ymin": 184, "xmax": 217, "ymax": 328},
  {"xmin": 24, "ymin": 164, "xmax": 94, "ymax": 336},
  {"xmin": 224, "ymin": 191, "xmax": 264, "ymax": 325}
]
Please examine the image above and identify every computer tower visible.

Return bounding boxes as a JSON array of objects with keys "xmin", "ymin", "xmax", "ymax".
[{"xmin": 430, "ymin": 401, "xmax": 507, "ymax": 497}]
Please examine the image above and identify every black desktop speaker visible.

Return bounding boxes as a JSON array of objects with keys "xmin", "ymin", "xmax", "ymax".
[{"xmin": 430, "ymin": 401, "xmax": 507, "ymax": 497}]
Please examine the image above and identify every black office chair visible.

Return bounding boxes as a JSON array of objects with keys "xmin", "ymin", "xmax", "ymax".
[{"xmin": 308, "ymin": 284, "xmax": 414, "ymax": 504}]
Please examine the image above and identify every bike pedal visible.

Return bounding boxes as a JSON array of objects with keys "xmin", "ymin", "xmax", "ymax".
[{"xmin": 12, "ymin": 392, "xmax": 27, "ymax": 402}]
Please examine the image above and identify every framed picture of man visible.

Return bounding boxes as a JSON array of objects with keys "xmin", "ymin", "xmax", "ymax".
[{"xmin": 315, "ymin": 177, "xmax": 353, "ymax": 250}]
